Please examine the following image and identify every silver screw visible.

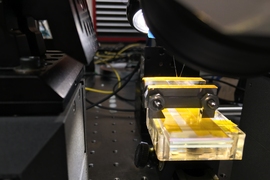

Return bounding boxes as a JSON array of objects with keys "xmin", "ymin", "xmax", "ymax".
[
  {"xmin": 207, "ymin": 99, "xmax": 216, "ymax": 109},
  {"xmin": 152, "ymin": 99, "xmax": 163, "ymax": 110}
]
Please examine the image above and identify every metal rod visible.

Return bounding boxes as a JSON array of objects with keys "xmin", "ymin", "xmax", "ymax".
[{"xmin": 218, "ymin": 106, "xmax": 242, "ymax": 116}]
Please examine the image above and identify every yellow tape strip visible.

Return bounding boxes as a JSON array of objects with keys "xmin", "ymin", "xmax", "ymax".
[
  {"xmin": 161, "ymin": 108, "xmax": 228, "ymax": 138},
  {"xmin": 161, "ymin": 109, "xmax": 182, "ymax": 132}
]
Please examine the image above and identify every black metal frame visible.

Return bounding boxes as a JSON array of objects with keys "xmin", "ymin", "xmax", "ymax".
[
  {"xmin": 0, "ymin": 53, "xmax": 84, "ymax": 115},
  {"xmin": 0, "ymin": 80, "xmax": 88, "ymax": 180}
]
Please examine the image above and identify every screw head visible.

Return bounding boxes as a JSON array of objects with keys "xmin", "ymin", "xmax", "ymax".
[
  {"xmin": 201, "ymin": 93, "xmax": 219, "ymax": 110},
  {"xmin": 207, "ymin": 99, "xmax": 216, "ymax": 109},
  {"xmin": 149, "ymin": 93, "xmax": 165, "ymax": 111}
]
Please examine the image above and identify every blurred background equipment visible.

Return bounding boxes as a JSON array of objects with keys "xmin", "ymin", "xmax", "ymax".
[{"xmin": 0, "ymin": 0, "xmax": 97, "ymax": 179}]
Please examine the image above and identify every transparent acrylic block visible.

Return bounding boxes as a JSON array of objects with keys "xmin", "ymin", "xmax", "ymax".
[{"xmin": 147, "ymin": 108, "xmax": 245, "ymax": 161}]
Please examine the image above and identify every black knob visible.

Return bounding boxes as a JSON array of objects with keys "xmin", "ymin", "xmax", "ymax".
[{"xmin": 134, "ymin": 142, "xmax": 150, "ymax": 168}]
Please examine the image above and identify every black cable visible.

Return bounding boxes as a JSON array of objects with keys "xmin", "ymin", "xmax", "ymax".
[
  {"xmin": 112, "ymin": 77, "xmax": 136, "ymax": 102},
  {"xmin": 86, "ymin": 61, "xmax": 140, "ymax": 110},
  {"xmin": 84, "ymin": 68, "xmax": 137, "ymax": 105},
  {"xmin": 111, "ymin": 73, "xmax": 137, "ymax": 106},
  {"xmin": 109, "ymin": 72, "xmax": 138, "ymax": 104},
  {"xmin": 86, "ymin": 99, "xmax": 135, "ymax": 112},
  {"xmin": 107, "ymin": 69, "xmax": 138, "ymax": 102}
]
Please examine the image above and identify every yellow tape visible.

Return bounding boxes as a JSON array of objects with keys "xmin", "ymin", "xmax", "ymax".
[{"xmin": 161, "ymin": 108, "xmax": 228, "ymax": 138}]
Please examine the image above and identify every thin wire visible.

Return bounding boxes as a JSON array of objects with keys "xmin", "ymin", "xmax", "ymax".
[
  {"xmin": 179, "ymin": 64, "xmax": 185, "ymax": 77},
  {"xmin": 95, "ymin": 51, "xmax": 121, "ymax": 58},
  {"xmin": 85, "ymin": 61, "xmax": 122, "ymax": 93},
  {"xmin": 86, "ymin": 99, "xmax": 135, "ymax": 112},
  {"xmin": 111, "ymin": 71, "xmax": 138, "ymax": 102},
  {"xmin": 117, "ymin": 43, "xmax": 142, "ymax": 55},
  {"xmin": 172, "ymin": 56, "xmax": 178, "ymax": 77},
  {"xmin": 86, "ymin": 61, "xmax": 140, "ymax": 110},
  {"xmin": 104, "ymin": 62, "xmax": 121, "ymax": 88},
  {"xmin": 85, "ymin": 87, "xmax": 112, "ymax": 94},
  {"xmin": 94, "ymin": 52, "xmax": 124, "ymax": 64},
  {"xmin": 94, "ymin": 43, "xmax": 143, "ymax": 64},
  {"xmin": 94, "ymin": 55, "xmax": 115, "ymax": 64}
]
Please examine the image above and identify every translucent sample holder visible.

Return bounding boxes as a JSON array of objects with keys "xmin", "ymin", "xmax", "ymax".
[{"xmin": 147, "ymin": 108, "xmax": 245, "ymax": 161}]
